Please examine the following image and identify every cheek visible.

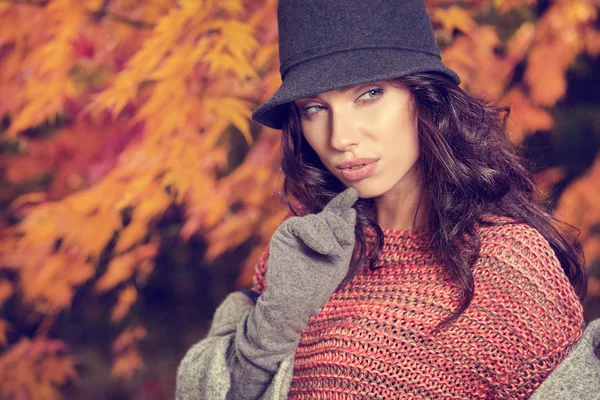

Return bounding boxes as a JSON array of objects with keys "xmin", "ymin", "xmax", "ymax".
[
  {"xmin": 301, "ymin": 129, "xmax": 330, "ymax": 165},
  {"xmin": 386, "ymin": 118, "xmax": 420, "ymax": 166}
]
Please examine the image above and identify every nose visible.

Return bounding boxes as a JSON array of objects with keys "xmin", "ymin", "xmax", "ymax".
[{"xmin": 329, "ymin": 108, "xmax": 359, "ymax": 152}]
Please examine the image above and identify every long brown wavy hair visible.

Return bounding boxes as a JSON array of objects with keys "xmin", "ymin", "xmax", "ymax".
[{"xmin": 279, "ymin": 72, "xmax": 587, "ymax": 327}]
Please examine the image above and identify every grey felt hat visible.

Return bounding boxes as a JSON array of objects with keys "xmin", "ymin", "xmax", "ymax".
[{"xmin": 251, "ymin": 0, "xmax": 461, "ymax": 130}]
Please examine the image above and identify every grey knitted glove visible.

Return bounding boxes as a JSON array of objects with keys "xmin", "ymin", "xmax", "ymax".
[{"xmin": 226, "ymin": 187, "xmax": 358, "ymax": 400}]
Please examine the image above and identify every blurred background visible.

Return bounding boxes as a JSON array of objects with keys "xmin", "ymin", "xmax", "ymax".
[{"xmin": 0, "ymin": 0, "xmax": 599, "ymax": 399}]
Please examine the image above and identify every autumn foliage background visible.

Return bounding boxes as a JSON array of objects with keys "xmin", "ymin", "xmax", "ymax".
[{"xmin": 0, "ymin": 0, "xmax": 599, "ymax": 398}]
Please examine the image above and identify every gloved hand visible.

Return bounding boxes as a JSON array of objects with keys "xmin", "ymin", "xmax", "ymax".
[{"xmin": 227, "ymin": 187, "xmax": 358, "ymax": 399}]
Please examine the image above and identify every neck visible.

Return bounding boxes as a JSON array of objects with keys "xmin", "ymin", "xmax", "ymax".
[{"xmin": 374, "ymin": 166, "xmax": 428, "ymax": 231}]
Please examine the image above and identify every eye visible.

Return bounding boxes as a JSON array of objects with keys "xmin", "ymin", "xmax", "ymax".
[
  {"xmin": 358, "ymin": 88, "xmax": 384, "ymax": 102},
  {"xmin": 301, "ymin": 104, "xmax": 326, "ymax": 118}
]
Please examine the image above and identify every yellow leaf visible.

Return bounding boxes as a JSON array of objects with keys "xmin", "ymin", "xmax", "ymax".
[
  {"xmin": 111, "ymin": 285, "xmax": 138, "ymax": 323},
  {"xmin": 66, "ymin": 261, "xmax": 95, "ymax": 286},
  {"xmin": 134, "ymin": 189, "xmax": 171, "ymax": 220},
  {"xmin": 216, "ymin": 0, "xmax": 244, "ymax": 15},
  {"xmin": 254, "ymin": 43, "xmax": 279, "ymax": 71},
  {"xmin": 65, "ymin": 212, "xmax": 121, "ymax": 259},
  {"xmin": 95, "ymin": 253, "xmax": 136, "ymax": 293},
  {"xmin": 205, "ymin": 210, "xmax": 258, "ymax": 261},
  {"xmin": 10, "ymin": 192, "xmax": 48, "ymax": 209},
  {"xmin": 433, "ymin": 6, "xmax": 476, "ymax": 35},
  {"xmin": 115, "ymin": 220, "xmax": 148, "ymax": 253}
]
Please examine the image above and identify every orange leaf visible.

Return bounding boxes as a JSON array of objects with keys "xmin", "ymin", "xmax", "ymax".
[
  {"xmin": 113, "ymin": 325, "xmax": 147, "ymax": 353},
  {"xmin": 111, "ymin": 348, "xmax": 144, "ymax": 380},
  {"xmin": 95, "ymin": 253, "xmax": 137, "ymax": 293},
  {"xmin": 525, "ymin": 44, "xmax": 569, "ymax": 107},
  {"xmin": 39, "ymin": 356, "xmax": 78, "ymax": 385},
  {"xmin": 433, "ymin": 6, "xmax": 476, "ymax": 35},
  {"xmin": 115, "ymin": 220, "xmax": 148, "ymax": 253},
  {"xmin": 9, "ymin": 192, "xmax": 48, "ymax": 209},
  {"xmin": 0, "ymin": 320, "xmax": 9, "ymax": 346},
  {"xmin": 534, "ymin": 167, "xmax": 566, "ymax": 199},
  {"xmin": 0, "ymin": 280, "xmax": 14, "ymax": 307},
  {"xmin": 111, "ymin": 285, "xmax": 138, "ymax": 323},
  {"xmin": 584, "ymin": 27, "xmax": 600, "ymax": 57},
  {"xmin": 555, "ymin": 154, "xmax": 600, "ymax": 256},
  {"xmin": 501, "ymin": 88, "xmax": 553, "ymax": 142}
]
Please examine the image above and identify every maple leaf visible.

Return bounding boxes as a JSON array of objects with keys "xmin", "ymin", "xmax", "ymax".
[
  {"xmin": 0, "ymin": 337, "xmax": 78, "ymax": 399},
  {"xmin": 433, "ymin": 6, "xmax": 477, "ymax": 35},
  {"xmin": 0, "ymin": 280, "xmax": 14, "ymax": 307},
  {"xmin": 111, "ymin": 348, "xmax": 144, "ymax": 381},
  {"xmin": 502, "ymin": 88, "xmax": 554, "ymax": 143},
  {"xmin": 204, "ymin": 208, "xmax": 260, "ymax": 262},
  {"xmin": 115, "ymin": 219, "xmax": 149, "ymax": 253},
  {"xmin": 525, "ymin": 43, "xmax": 570, "ymax": 107},
  {"xmin": 111, "ymin": 285, "xmax": 138, "ymax": 323},
  {"xmin": 534, "ymin": 167, "xmax": 566, "ymax": 200},
  {"xmin": 95, "ymin": 253, "xmax": 137, "ymax": 293},
  {"xmin": 505, "ymin": 22, "xmax": 535, "ymax": 63},
  {"xmin": 1, "ymin": 0, "xmax": 598, "ymax": 397},
  {"xmin": 555, "ymin": 154, "xmax": 600, "ymax": 264},
  {"xmin": 584, "ymin": 27, "xmax": 600, "ymax": 57},
  {"xmin": 494, "ymin": 0, "xmax": 536, "ymax": 14}
]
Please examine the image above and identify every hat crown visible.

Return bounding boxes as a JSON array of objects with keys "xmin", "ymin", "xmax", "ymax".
[
  {"xmin": 277, "ymin": 0, "xmax": 441, "ymax": 78},
  {"xmin": 251, "ymin": 0, "xmax": 459, "ymax": 129}
]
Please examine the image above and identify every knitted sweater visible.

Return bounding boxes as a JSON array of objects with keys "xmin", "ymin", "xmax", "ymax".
[{"xmin": 251, "ymin": 219, "xmax": 585, "ymax": 399}]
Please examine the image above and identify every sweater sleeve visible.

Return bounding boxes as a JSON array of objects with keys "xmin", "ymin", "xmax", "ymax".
[
  {"xmin": 251, "ymin": 243, "xmax": 270, "ymax": 295},
  {"xmin": 529, "ymin": 319, "xmax": 600, "ymax": 400},
  {"xmin": 175, "ymin": 291, "xmax": 294, "ymax": 400},
  {"xmin": 471, "ymin": 222, "xmax": 585, "ymax": 399},
  {"xmin": 251, "ymin": 210, "xmax": 303, "ymax": 295}
]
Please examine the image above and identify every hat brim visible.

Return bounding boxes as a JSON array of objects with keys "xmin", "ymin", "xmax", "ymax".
[{"xmin": 251, "ymin": 47, "xmax": 460, "ymax": 130}]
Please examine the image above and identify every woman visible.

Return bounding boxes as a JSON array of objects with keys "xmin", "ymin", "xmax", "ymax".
[{"xmin": 176, "ymin": 0, "xmax": 600, "ymax": 399}]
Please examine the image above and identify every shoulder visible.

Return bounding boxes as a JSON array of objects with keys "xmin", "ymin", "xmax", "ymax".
[
  {"xmin": 529, "ymin": 319, "xmax": 600, "ymax": 400},
  {"xmin": 476, "ymin": 216, "xmax": 566, "ymax": 277},
  {"xmin": 477, "ymin": 215, "xmax": 553, "ymax": 254},
  {"xmin": 469, "ymin": 217, "xmax": 585, "ymax": 395},
  {"xmin": 473, "ymin": 216, "xmax": 582, "ymax": 320},
  {"xmin": 462, "ymin": 217, "xmax": 586, "ymax": 396},
  {"xmin": 476, "ymin": 217, "xmax": 578, "ymax": 297}
]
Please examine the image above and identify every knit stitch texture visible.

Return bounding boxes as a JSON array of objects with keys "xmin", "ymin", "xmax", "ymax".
[{"xmin": 251, "ymin": 218, "xmax": 584, "ymax": 399}]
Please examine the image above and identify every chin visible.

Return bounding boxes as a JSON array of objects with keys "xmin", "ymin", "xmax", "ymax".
[{"xmin": 347, "ymin": 184, "xmax": 387, "ymax": 199}]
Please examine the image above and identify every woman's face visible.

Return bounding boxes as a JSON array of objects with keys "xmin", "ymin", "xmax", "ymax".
[{"xmin": 294, "ymin": 80, "xmax": 421, "ymax": 199}]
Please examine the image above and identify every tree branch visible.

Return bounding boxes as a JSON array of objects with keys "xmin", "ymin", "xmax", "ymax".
[
  {"xmin": 0, "ymin": 0, "xmax": 48, "ymax": 7},
  {"xmin": 0, "ymin": 0, "xmax": 155, "ymax": 30},
  {"xmin": 87, "ymin": 0, "xmax": 155, "ymax": 30},
  {"xmin": 103, "ymin": 12, "xmax": 155, "ymax": 30}
]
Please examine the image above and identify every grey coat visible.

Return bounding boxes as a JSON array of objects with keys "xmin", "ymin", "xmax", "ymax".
[{"xmin": 176, "ymin": 291, "xmax": 600, "ymax": 400}]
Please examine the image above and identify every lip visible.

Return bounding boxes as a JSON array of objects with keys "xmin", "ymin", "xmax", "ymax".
[
  {"xmin": 335, "ymin": 158, "xmax": 379, "ymax": 170},
  {"xmin": 337, "ymin": 159, "xmax": 379, "ymax": 181}
]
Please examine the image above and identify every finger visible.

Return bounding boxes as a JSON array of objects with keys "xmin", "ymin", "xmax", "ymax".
[
  {"xmin": 322, "ymin": 187, "xmax": 358, "ymax": 216},
  {"xmin": 322, "ymin": 212, "xmax": 356, "ymax": 247},
  {"xmin": 288, "ymin": 214, "xmax": 342, "ymax": 256},
  {"xmin": 340, "ymin": 207, "xmax": 357, "ymax": 227}
]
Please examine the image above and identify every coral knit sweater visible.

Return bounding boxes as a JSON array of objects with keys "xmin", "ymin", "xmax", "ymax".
[{"xmin": 252, "ymin": 219, "xmax": 584, "ymax": 399}]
